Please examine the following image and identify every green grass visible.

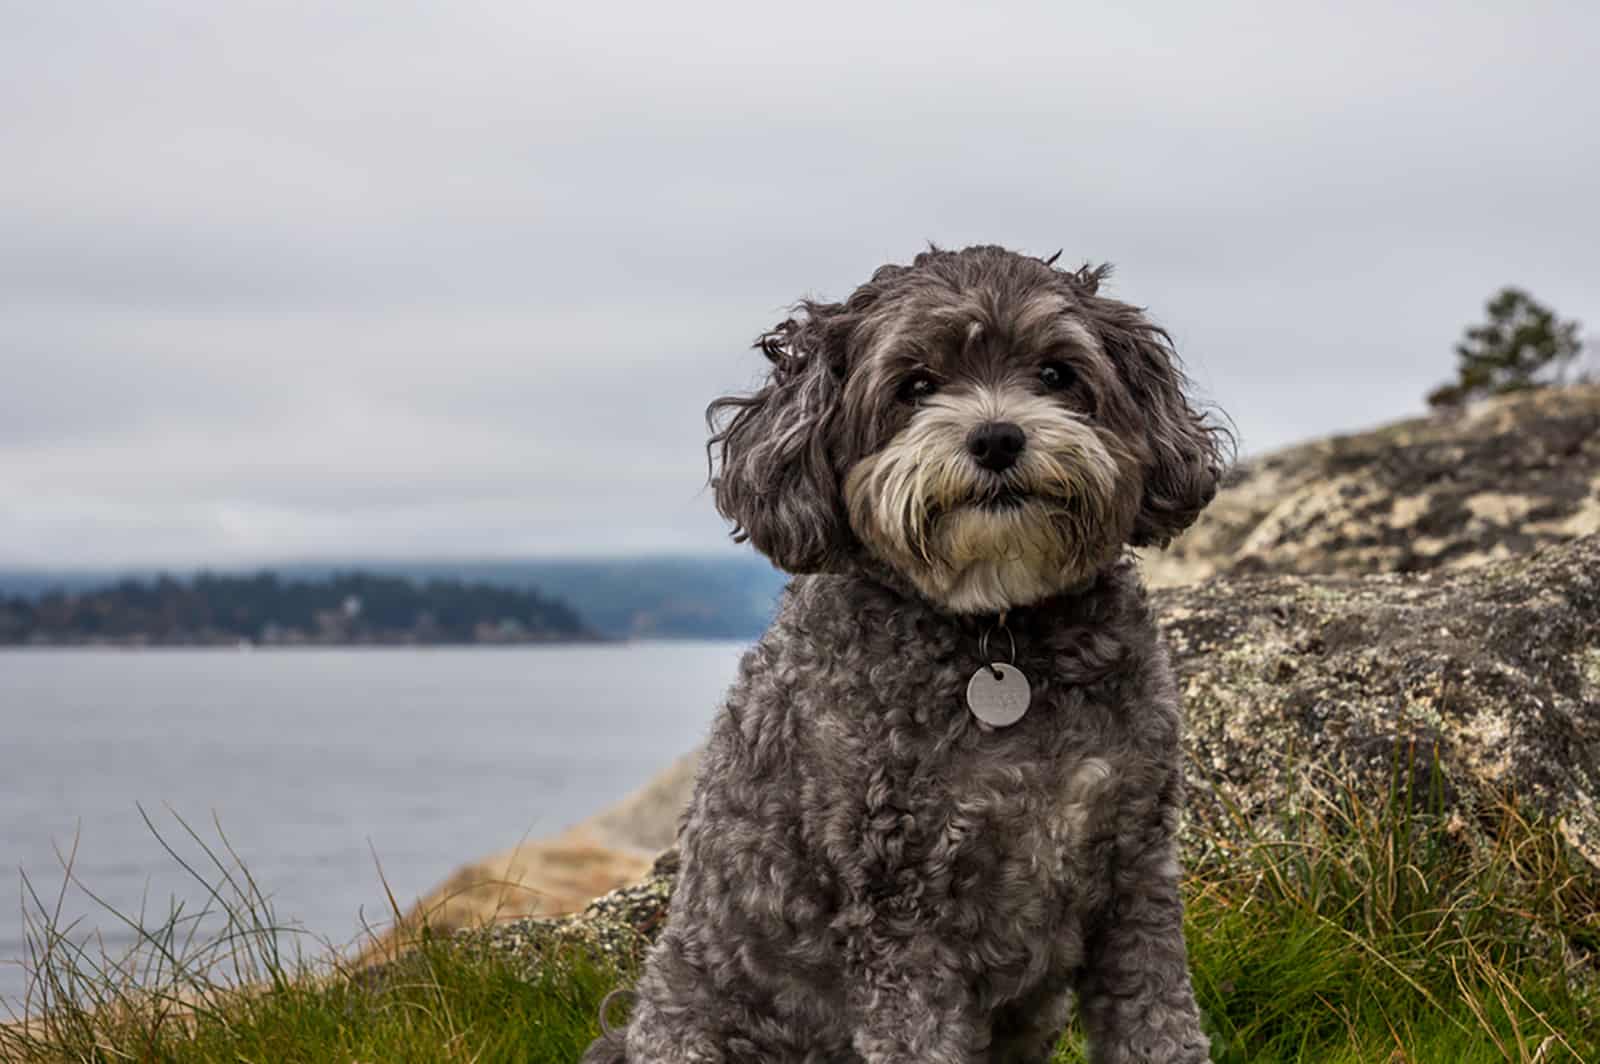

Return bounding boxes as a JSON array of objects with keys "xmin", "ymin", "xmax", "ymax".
[
  {"xmin": 4, "ymin": 927, "xmax": 624, "ymax": 1063},
  {"xmin": 1, "ymin": 807, "xmax": 630, "ymax": 1062},
  {"xmin": 3, "ymin": 772, "xmax": 1596, "ymax": 1064},
  {"xmin": 1179, "ymin": 765, "xmax": 1599, "ymax": 1063}
]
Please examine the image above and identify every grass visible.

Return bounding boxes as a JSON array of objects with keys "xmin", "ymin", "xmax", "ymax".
[
  {"xmin": 1180, "ymin": 760, "xmax": 1599, "ymax": 1063},
  {"xmin": 1, "ymin": 807, "xmax": 628, "ymax": 1063},
  {"xmin": 3, "ymin": 769, "xmax": 1595, "ymax": 1064}
]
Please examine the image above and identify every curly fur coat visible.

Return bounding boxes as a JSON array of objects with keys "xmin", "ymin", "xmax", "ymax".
[{"xmin": 583, "ymin": 245, "xmax": 1218, "ymax": 1062}]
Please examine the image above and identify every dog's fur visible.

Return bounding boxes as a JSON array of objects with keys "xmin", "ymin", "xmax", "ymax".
[{"xmin": 583, "ymin": 245, "xmax": 1228, "ymax": 1063}]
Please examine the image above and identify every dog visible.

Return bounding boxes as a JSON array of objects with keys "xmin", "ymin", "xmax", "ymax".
[{"xmin": 583, "ymin": 245, "xmax": 1227, "ymax": 1063}]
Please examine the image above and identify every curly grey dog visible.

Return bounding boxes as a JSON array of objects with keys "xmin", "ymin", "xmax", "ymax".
[{"xmin": 583, "ymin": 245, "xmax": 1228, "ymax": 1063}]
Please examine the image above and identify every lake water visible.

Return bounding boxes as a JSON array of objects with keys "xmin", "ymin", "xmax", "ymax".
[{"xmin": 0, "ymin": 642, "xmax": 748, "ymax": 1011}]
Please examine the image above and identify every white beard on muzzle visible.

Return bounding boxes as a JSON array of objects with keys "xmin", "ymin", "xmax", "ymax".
[{"xmin": 844, "ymin": 387, "xmax": 1134, "ymax": 614}]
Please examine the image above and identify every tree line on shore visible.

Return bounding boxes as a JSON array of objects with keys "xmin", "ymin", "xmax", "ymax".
[{"xmin": 0, "ymin": 570, "xmax": 594, "ymax": 646}]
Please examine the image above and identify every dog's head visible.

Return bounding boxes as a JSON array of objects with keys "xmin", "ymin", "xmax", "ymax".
[{"xmin": 709, "ymin": 245, "xmax": 1229, "ymax": 614}]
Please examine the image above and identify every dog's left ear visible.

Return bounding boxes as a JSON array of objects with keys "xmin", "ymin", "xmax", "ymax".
[
  {"xmin": 1074, "ymin": 280, "xmax": 1230, "ymax": 548},
  {"xmin": 706, "ymin": 303, "xmax": 854, "ymax": 573}
]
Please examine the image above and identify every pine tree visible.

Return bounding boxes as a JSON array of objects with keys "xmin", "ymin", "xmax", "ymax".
[{"xmin": 1428, "ymin": 288, "xmax": 1582, "ymax": 407}]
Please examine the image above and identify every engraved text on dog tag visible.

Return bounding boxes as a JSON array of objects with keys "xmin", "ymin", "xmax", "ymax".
[{"xmin": 966, "ymin": 663, "xmax": 1031, "ymax": 728}]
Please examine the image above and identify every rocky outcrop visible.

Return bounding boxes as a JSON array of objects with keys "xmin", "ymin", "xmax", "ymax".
[
  {"xmin": 1164, "ymin": 533, "xmax": 1600, "ymax": 868},
  {"xmin": 1139, "ymin": 383, "xmax": 1600, "ymax": 588}
]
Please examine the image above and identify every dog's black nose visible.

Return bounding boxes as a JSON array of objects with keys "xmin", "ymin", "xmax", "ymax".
[{"xmin": 966, "ymin": 421, "xmax": 1026, "ymax": 472}]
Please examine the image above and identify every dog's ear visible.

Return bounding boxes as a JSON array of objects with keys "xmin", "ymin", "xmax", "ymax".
[
  {"xmin": 707, "ymin": 304, "xmax": 854, "ymax": 573},
  {"xmin": 1073, "ymin": 277, "xmax": 1231, "ymax": 548}
]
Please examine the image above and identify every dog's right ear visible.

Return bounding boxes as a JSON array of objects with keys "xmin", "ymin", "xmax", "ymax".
[{"xmin": 707, "ymin": 304, "xmax": 852, "ymax": 573}]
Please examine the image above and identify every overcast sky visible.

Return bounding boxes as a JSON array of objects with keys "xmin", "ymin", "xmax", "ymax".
[{"xmin": 3, "ymin": 1, "xmax": 1596, "ymax": 567}]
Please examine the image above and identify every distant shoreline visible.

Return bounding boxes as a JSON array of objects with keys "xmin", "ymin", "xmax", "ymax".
[
  {"xmin": 0, "ymin": 557, "xmax": 785, "ymax": 643},
  {"xmin": 0, "ymin": 569, "xmax": 598, "ymax": 648},
  {"xmin": 0, "ymin": 634, "xmax": 758, "ymax": 650},
  {"xmin": 0, "ymin": 634, "xmax": 613, "ymax": 650}
]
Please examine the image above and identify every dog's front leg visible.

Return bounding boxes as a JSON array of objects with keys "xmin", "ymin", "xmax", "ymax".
[{"xmin": 1074, "ymin": 766, "xmax": 1210, "ymax": 1064}]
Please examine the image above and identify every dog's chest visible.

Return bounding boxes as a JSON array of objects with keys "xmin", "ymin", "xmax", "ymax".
[
  {"xmin": 818, "ymin": 681, "xmax": 1125, "ymax": 927},
  {"xmin": 810, "ymin": 707, "xmax": 1121, "ymax": 996},
  {"xmin": 895, "ymin": 736, "xmax": 1117, "ymax": 882}
]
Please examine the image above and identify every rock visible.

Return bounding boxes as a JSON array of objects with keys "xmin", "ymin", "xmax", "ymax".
[
  {"xmin": 1139, "ymin": 383, "xmax": 1600, "ymax": 588},
  {"xmin": 467, "ymin": 852, "xmax": 679, "ymax": 977},
  {"xmin": 354, "ymin": 752, "xmax": 699, "ymax": 965},
  {"xmin": 1160, "ymin": 533, "xmax": 1600, "ymax": 870}
]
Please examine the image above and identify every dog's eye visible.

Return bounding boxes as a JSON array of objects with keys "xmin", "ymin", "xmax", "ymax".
[
  {"xmin": 898, "ymin": 372, "xmax": 939, "ymax": 404},
  {"xmin": 1039, "ymin": 362, "xmax": 1076, "ymax": 391}
]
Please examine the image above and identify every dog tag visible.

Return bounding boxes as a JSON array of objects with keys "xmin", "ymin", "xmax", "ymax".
[{"xmin": 966, "ymin": 663, "xmax": 1031, "ymax": 728}]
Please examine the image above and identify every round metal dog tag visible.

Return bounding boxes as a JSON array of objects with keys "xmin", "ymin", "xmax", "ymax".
[{"xmin": 966, "ymin": 663, "xmax": 1031, "ymax": 728}]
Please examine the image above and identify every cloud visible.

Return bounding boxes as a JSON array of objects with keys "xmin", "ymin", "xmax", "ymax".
[{"xmin": 3, "ymin": 0, "xmax": 1597, "ymax": 564}]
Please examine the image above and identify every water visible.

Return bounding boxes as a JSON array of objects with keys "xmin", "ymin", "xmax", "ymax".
[{"xmin": 0, "ymin": 642, "xmax": 748, "ymax": 1010}]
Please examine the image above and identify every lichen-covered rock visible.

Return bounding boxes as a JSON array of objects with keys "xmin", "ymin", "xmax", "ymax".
[
  {"xmin": 1139, "ymin": 383, "xmax": 1600, "ymax": 588},
  {"xmin": 1160, "ymin": 533, "xmax": 1600, "ymax": 870},
  {"xmin": 468, "ymin": 853, "xmax": 678, "ymax": 974}
]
